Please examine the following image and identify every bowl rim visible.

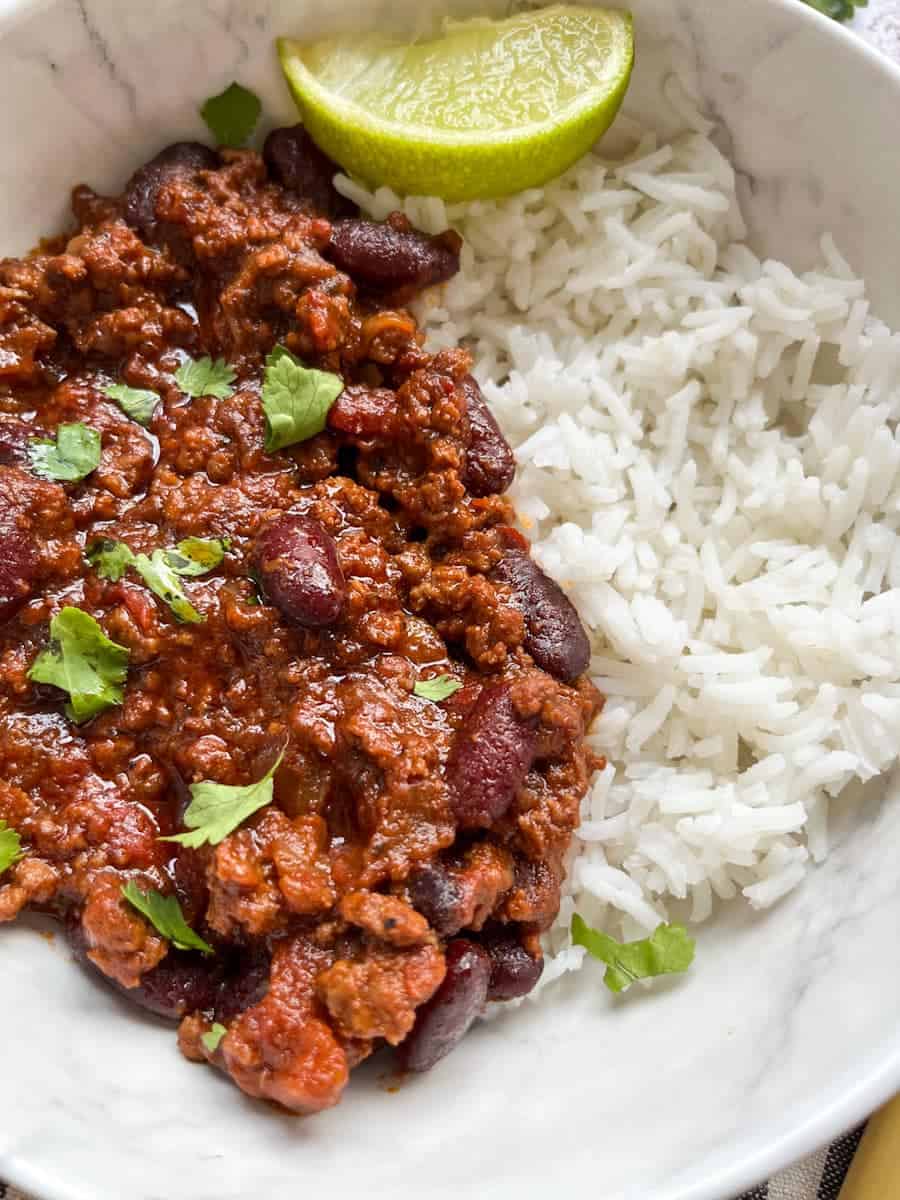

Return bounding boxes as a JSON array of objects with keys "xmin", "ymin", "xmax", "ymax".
[{"xmin": 1, "ymin": 0, "xmax": 900, "ymax": 1198}]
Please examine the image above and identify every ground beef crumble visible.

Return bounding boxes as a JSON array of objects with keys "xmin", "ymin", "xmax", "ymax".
[{"xmin": 0, "ymin": 129, "xmax": 602, "ymax": 1113}]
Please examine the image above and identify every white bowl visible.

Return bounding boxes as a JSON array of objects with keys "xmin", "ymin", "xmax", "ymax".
[{"xmin": 2, "ymin": 1, "xmax": 900, "ymax": 1198}]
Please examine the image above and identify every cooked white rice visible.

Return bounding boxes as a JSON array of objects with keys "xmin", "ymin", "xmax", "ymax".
[{"xmin": 335, "ymin": 91, "xmax": 900, "ymax": 994}]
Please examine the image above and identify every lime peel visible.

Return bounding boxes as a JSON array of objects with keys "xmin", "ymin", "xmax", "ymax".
[{"xmin": 277, "ymin": 6, "xmax": 634, "ymax": 202}]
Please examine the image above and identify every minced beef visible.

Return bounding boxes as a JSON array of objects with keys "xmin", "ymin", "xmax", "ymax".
[{"xmin": 0, "ymin": 128, "xmax": 602, "ymax": 1113}]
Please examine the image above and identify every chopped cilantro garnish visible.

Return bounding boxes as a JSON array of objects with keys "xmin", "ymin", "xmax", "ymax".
[
  {"xmin": 200, "ymin": 82, "xmax": 262, "ymax": 147},
  {"xmin": 121, "ymin": 881, "xmax": 213, "ymax": 955},
  {"xmin": 174, "ymin": 355, "xmax": 236, "ymax": 401},
  {"xmin": 104, "ymin": 383, "xmax": 160, "ymax": 427},
  {"xmin": 28, "ymin": 607, "xmax": 129, "ymax": 723},
  {"xmin": 803, "ymin": 0, "xmax": 866, "ymax": 20},
  {"xmin": 162, "ymin": 537, "xmax": 230, "ymax": 577},
  {"xmin": 85, "ymin": 536, "xmax": 227, "ymax": 623},
  {"xmin": 261, "ymin": 344, "xmax": 343, "ymax": 453},
  {"xmin": 201, "ymin": 1022, "xmax": 228, "ymax": 1053},
  {"xmin": 28, "ymin": 423, "xmax": 101, "ymax": 482},
  {"xmin": 413, "ymin": 675, "xmax": 463, "ymax": 702},
  {"xmin": 571, "ymin": 914, "xmax": 695, "ymax": 994},
  {"xmin": 85, "ymin": 539, "xmax": 136, "ymax": 582},
  {"xmin": 0, "ymin": 821, "xmax": 25, "ymax": 876},
  {"xmin": 162, "ymin": 750, "xmax": 284, "ymax": 849},
  {"xmin": 133, "ymin": 550, "xmax": 204, "ymax": 625}
]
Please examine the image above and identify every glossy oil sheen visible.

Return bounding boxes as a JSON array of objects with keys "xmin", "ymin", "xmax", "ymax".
[{"xmin": 1, "ymin": 2, "xmax": 900, "ymax": 1199}]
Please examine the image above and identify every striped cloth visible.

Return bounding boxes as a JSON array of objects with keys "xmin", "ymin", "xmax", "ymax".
[{"xmin": 736, "ymin": 1127, "xmax": 866, "ymax": 1200}]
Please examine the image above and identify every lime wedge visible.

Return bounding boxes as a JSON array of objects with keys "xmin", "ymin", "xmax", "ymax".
[{"xmin": 277, "ymin": 6, "xmax": 634, "ymax": 202}]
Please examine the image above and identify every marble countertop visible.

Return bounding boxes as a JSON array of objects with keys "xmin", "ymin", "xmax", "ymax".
[{"xmin": 856, "ymin": 0, "xmax": 900, "ymax": 55}]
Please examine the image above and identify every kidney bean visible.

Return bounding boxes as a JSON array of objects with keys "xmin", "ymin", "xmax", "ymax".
[
  {"xmin": 326, "ymin": 218, "xmax": 461, "ymax": 295},
  {"xmin": 327, "ymin": 385, "xmax": 399, "ymax": 439},
  {"xmin": 67, "ymin": 914, "xmax": 223, "ymax": 1020},
  {"xmin": 482, "ymin": 928, "xmax": 543, "ymax": 1001},
  {"xmin": 252, "ymin": 513, "xmax": 345, "ymax": 628},
  {"xmin": 124, "ymin": 142, "xmax": 219, "ymax": 237},
  {"xmin": 445, "ymin": 683, "xmax": 537, "ymax": 829},
  {"xmin": 262, "ymin": 125, "xmax": 355, "ymax": 218},
  {"xmin": 460, "ymin": 375, "xmax": 515, "ymax": 497},
  {"xmin": 407, "ymin": 862, "xmax": 465, "ymax": 936},
  {"xmin": 215, "ymin": 945, "xmax": 271, "ymax": 1021},
  {"xmin": 126, "ymin": 953, "xmax": 225, "ymax": 1019},
  {"xmin": 0, "ymin": 416, "xmax": 32, "ymax": 466},
  {"xmin": 0, "ymin": 477, "xmax": 37, "ymax": 623},
  {"xmin": 491, "ymin": 537, "xmax": 590, "ymax": 683},
  {"xmin": 506, "ymin": 856, "xmax": 563, "ymax": 930},
  {"xmin": 397, "ymin": 939, "xmax": 490, "ymax": 1072},
  {"xmin": 408, "ymin": 842, "xmax": 512, "ymax": 935}
]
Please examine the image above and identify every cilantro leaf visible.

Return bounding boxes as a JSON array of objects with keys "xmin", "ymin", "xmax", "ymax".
[
  {"xmin": 28, "ymin": 606, "xmax": 129, "ymax": 723},
  {"xmin": 174, "ymin": 356, "xmax": 236, "ymax": 400},
  {"xmin": 201, "ymin": 1022, "xmax": 227, "ymax": 1053},
  {"xmin": 86, "ymin": 537, "xmax": 223, "ymax": 621},
  {"xmin": 571, "ymin": 914, "xmax": 695, "ymax": 994},
  {"xmin": 200, "ymin": 81, "xmax": 262, "ymax": 148},
  {"xmin": 86, "ymin": 539, "xmax": 136, "ymax": 582},
  {"xmin": 28, "ymin": 423, "xmax": 101, "ymax": 482},
  {"xmin": 133, "ymin": 550, "xmax": 204, "ymax": 624},
  {"xmin": 803, "ymin": 0, "xmax": 865, "ymax": 20},
  {"xmin": 162, "ymin": 750, "xmax": 284, "ymax": 849},
  {"xmin": 121, "ymin": 881, "xmax": 213, "ymax": 955},
  {"xmin": 104, "ymin": 383, "xmax": 160, "ymax": 427},
  {"xmin": 261, "ymin": 344, "xmax": 344, "ymax": 453},
  {"xmin": 0, "ymin": 820, "xmax": 25, "ymax": 876},
  {"xmin": 162, "ymin": 536, "xmax": 230, "ymax": 577},
  {"xmin": 414, "ymin": 675, "xmax": 463, "ymax": 702}
]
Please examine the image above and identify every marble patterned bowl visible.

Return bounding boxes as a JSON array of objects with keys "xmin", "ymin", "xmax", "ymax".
[{"xmin": 2, "ymin": 1, "xmax": 900, "ymax": 1198}]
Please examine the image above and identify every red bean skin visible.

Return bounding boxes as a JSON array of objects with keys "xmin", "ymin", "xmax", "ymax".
[
  {"xmin": 0, "ymin": 416, "xmax": 33, "ymax": 466},
  {"xmin": 0, "ymin": 471, "xmax": 37, "ymax": 623},
  {"xmin": 327, "ymin": 385, "xmax": 399, "ymax": 439},
  {"xmin": 326, "ymin": 218, "xmax": 461, "ymax": 295},
  {"xmin": 406, "ymin": 863, "xmax": 465, "ymax": 937},
  {"xmin": 126, "ymin": 954, "xmax": 224, "ymax": 1019},
  {"xmin": 262, "ymin": 125, "xmax": 356, "ymax": 219},
  {"xmin": 482, "ymin": 929, "xmax": 544, "ymax": 1001},
  {"xmin": 215, "ymin": 945, "xmax": 271, "ymax": 1021},
  {"xmin": 66, "ymin": 915, "xmax": 223, "ymax": 1020},
  {"xmin": 460, "ymin": 375, "xmax": 515, "ymax": 497},
  {"xmin": 445, "ymin": 684, "xmax": 537, "ymax": 830},
  {"xmin": 397, "ymin": 939, "xmax": 490, "ymax": 1072},
  {"xmin": 252, "ymin": 513, "xmax": 345, "ymax": 629},
  {"xmin": 124, "ymin": 142, "xmax": 219, "ymax": 237},
  {"xmin": 491, "ymin": 534, "xmax": 590, "ymax": 683}
]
